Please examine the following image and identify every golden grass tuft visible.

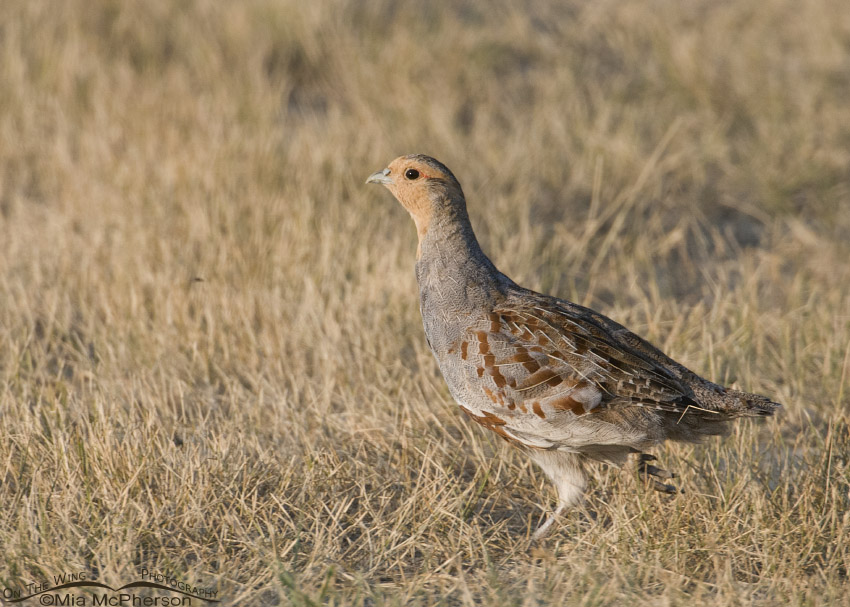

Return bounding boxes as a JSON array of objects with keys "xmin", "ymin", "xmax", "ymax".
[{"xmin": 1, "ymin": 0, "xmax": 849, "ymax": 604}]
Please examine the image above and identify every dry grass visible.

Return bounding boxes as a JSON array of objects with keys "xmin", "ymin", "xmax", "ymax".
[{"xmin": 1, "ymin": 0, "xmax": 849, "ymax": 604}]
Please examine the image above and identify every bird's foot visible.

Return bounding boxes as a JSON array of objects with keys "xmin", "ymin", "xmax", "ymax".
[
  {"xmin": 531, "ymin": 503, "xmax": 597, "ymax": 541},
  {"xmin": 637, "ymin": 454, "xmax": 677, "ymax": 494},
  {"xmin": 531, "ymin": 514, "xmax": 557, "ymax": 541},
  {"xmin": 531, "ymin": 503, "xmax": 567, "ymax": 541}
]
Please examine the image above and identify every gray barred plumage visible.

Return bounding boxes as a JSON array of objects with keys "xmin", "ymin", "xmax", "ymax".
[{"xmin": 367, "ymin": 154, "xmax": 780, "ymax": 539}]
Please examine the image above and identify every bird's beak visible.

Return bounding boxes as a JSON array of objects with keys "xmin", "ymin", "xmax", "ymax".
[{"xmin": 365, "ymin": 168, "xmax": 393, "ymax": 186}]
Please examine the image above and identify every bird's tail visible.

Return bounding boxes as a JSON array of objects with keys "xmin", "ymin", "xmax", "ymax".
[{"xmin": 723, "ymin": 389, "xmax": 782, "ymax": 417}]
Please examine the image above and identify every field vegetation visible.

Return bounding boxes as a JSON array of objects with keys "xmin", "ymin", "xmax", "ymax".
[{"xmin": 1, "ymin": 0, "xmax": 849, "ymax": 604}]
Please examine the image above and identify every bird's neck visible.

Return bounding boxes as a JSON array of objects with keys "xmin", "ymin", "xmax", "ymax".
[{"xmin": 414, "ymin": 204, "xmax": 513, "ymax": 328}]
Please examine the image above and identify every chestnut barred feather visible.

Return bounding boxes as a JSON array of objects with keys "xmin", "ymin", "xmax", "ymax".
[{"xmin": 367, "ymin": 154, "xmax": 780, "ymax": 539}]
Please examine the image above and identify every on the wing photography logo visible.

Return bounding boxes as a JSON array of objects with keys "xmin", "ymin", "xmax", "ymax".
[{"xmin": 0, "ymin": 569, "xmax": 218, "ymax": 606}]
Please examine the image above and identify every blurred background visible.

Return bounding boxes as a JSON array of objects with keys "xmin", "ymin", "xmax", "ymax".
[{"xmin": 1, "ymin": 0, "xmax": 848, "ymax": 604}]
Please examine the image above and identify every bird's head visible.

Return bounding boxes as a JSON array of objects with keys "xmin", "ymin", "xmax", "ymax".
[{"xmin": 366, "ymin": 154, "xmax": 466, "ymax": 247}]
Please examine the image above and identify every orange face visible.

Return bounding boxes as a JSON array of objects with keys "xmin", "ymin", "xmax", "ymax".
[{"xmin": 366, "ymin": 154, "xmax": 463, "ymax": 249}]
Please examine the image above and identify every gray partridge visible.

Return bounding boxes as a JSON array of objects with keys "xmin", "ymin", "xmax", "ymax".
[{"xmin": 366, "ymin": 154, "xmax": 780, "ymax": 539}]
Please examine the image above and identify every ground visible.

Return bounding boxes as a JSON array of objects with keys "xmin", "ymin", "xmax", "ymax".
[{"xmin": 1, "ymin": 0, "xmax": 849, "ymax": 605}]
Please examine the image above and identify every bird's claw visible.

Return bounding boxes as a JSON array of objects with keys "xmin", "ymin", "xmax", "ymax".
[{"xmin": 638, "ymin": 454, "xmax": 678, "ymax": 494}]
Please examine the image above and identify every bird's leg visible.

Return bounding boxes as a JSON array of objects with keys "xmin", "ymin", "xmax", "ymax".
[
  {"xmin": 637, "ymin": 453, "xmax": 677, "ymax": 494},
  {"xmin": 529, "ymin": 451, "xmax": 587, "ymax": 540},
  {"xmin": 532, "ymin": 502, "xmax": 567, "ymax": 541}
]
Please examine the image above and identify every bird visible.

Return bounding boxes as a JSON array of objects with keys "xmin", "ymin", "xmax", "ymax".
[{"xmin": 366, "ymin": 154, "xmax": 781, "ymax": 539}]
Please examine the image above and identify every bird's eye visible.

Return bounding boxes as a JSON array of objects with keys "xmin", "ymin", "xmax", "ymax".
[{"xmin": 404, "ymin": 168, "xmax": 420, "ymax": 180}]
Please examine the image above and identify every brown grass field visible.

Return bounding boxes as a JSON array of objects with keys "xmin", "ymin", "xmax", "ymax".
[{"xmin": 1, "ymin": 0, "xmax": 849, "ymax": 605}]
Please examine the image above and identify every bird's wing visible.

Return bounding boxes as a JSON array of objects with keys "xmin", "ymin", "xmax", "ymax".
[{"xmin": 456, "ymin": 299, "xmax": 709, "ymax": 448}]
